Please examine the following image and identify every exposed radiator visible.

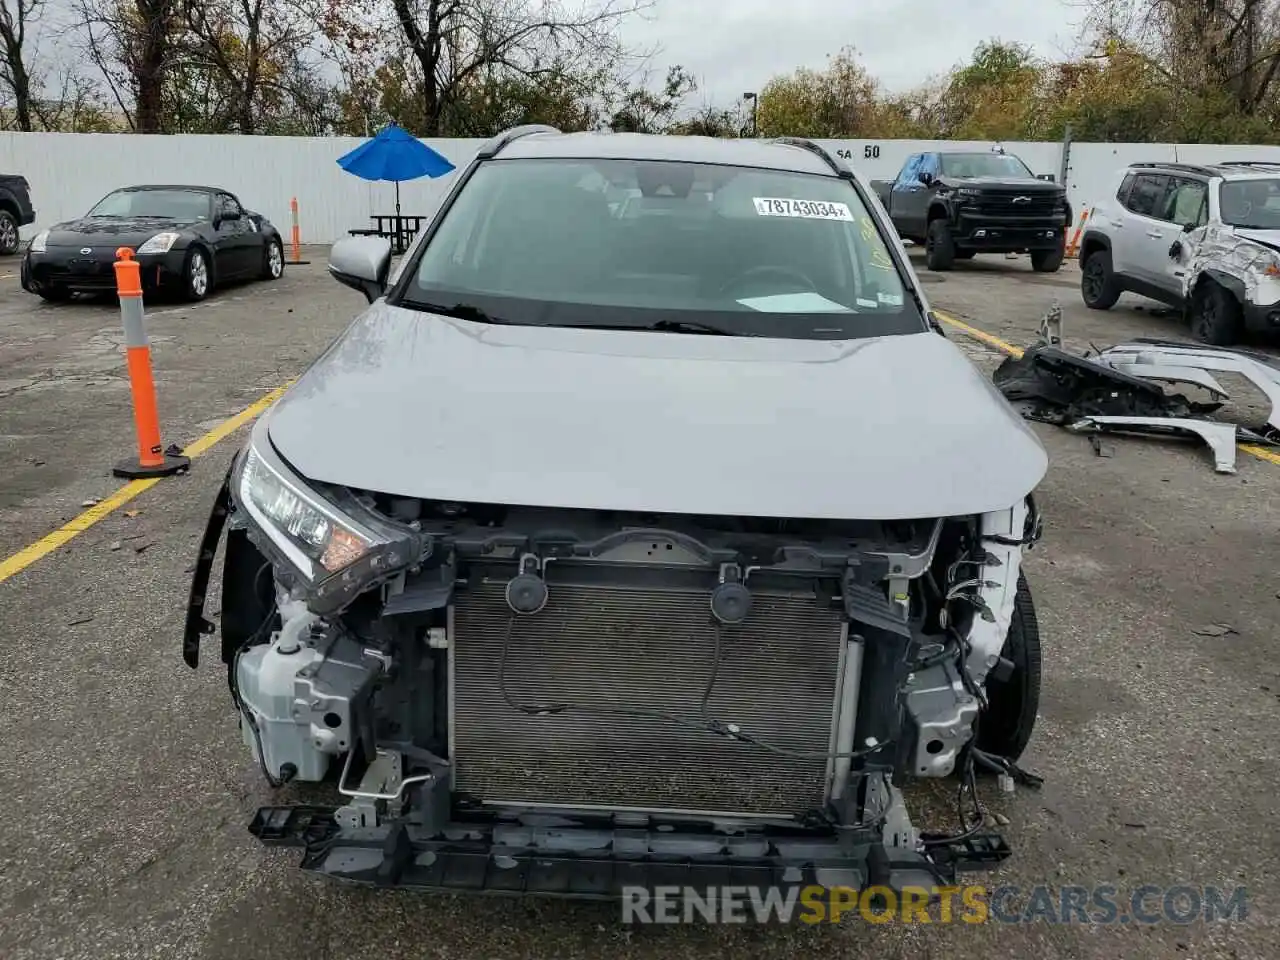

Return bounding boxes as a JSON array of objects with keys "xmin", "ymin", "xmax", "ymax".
[{"xmin": 450, "ymin": 578, "xmax": 847, "ymax": 817}]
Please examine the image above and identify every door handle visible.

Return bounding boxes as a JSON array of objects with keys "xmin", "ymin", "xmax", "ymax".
[{"xmin": 1146, "ymin": 231, "xmax": 1164, "ymax": 239}]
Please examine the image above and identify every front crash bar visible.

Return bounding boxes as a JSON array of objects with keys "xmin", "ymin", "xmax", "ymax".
[{"xmin": 248, "ymin": 806, "xmax": 1011, "ymax": 899}]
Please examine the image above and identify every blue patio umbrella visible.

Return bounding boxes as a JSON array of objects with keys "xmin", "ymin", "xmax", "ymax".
[{"xmin": 336, "ymin": 123, "xmax": 456, "ymax": 216}]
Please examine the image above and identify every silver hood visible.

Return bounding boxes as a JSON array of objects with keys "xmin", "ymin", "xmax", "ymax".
[{"xmin": 266, "ymin": 302, "xmax": 1048, "ymax": 520}]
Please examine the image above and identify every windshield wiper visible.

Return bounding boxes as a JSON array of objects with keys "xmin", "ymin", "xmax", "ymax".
[
  {"xmin": 644, "ymin": 319, "xmax": 739, "ymax": 336},
  {"xmin": 405, "ymin": 300, "xmax": 516, "ymax": 324}
]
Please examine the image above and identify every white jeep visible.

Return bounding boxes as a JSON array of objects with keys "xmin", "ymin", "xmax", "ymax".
[{"xmin": 1078, "ymin": 160, "xmax": 1280, "ymax": 345}]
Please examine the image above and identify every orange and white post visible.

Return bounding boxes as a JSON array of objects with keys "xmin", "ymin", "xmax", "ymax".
[
  {"xmin": 1065, "ymin": 208, "xmax": 1090, "ymax": 258},
  {"xmin": 286, "ymin": 197, "xmax": 311, "ymax": 264},
  {"xmin": 111, "ymin": 247, "xmax": 190, "ymax": 479}
]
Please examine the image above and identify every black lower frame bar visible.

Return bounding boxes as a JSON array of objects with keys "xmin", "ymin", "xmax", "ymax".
[{"xmin": 249, "ymin": 806, "xmax": 1010, "ymax": 899}]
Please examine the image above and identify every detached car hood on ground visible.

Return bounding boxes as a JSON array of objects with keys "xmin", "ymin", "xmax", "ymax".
[
  {"xmin": 266, "ymin": 302, "xmax": 1048, "ymax": 520},
  {"xmin": 45, "ymin": 216, "xmax": 199, "ymax": 247}
]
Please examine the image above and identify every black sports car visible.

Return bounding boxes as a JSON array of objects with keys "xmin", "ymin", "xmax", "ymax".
[{"xmin": 21, "ymin": 184, "xmax": 286, "ymax": 303}]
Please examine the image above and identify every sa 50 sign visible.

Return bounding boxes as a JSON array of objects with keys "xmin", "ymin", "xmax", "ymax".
[{"xmin": 836, "ymin": 145, "xmax": 881, "ymax": 160}]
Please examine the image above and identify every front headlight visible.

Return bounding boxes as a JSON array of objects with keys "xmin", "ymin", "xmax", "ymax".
[
  {"xmin": 29, "ymin": 229, "xmax": 48, "ymax": 253},
  {"xmin": 234, "ymin": 431, "xmax": 425, "ymax": 612},
  {"xmin": 137, "ymin": 232, "xmax": 181, "ymax": 254}
]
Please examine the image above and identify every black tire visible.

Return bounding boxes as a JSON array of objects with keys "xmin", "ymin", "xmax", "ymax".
[
  {"xmin": 37, "ymin": 285, "xmax": 72, "ymax": 303},
  {"xmin": 1080, "ymin": 248, "xmax": 1121, "ymax": 310},
  {"xmin": 954, "ymin": 250, "xmax": 975, "ymax": 260},
  {"xmin": 925, "ymin": 218, "xmax": 955, "ymax": 271},
  {"xmin": 1189, "ymin": 281, "xmax": 1243, "ymax": 346},
  {"xmin": 261, "ymin": 236, "xmax": 284, "ymax": 281},
  {"xmin": 1030, "ymin": 238, "xmax": 1065, "ymax": 273},
  {"xmin": 0, "ymin": 210, "xmax": 19, "ymax": 255},
  {"xmin": 183, "ymin": 246, "xmax": 212, "ymax": 302},
  {"xmin": 975, "ymin": 572, "xmax": 1041, "ymax": 763}
]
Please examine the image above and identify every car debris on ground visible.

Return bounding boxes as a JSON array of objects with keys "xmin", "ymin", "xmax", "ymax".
[{"xmin": 992, "ymin": 302, "xmax": 1280, "ymax": 473}]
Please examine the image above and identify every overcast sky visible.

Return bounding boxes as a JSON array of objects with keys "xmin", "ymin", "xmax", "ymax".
[
  {"xmin": 622, "ymin": 0, "xmax": 1087, "ymax": 106},
  {"xmin": 30, "ymin": 0, "xmax": 1086, "ymax": 111}
]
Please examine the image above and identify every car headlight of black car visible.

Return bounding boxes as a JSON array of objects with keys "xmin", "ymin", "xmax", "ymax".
[
  {"xmin": 29, "ymin": 229, "xmax": 48, "ymax": 253},
  {"xmin": 137, "ymin": 232, "xmax": 182, "ymax": 255},
  {"xmin": 231, "ymin": 421, "xmax": 427, "ymax": 613}
]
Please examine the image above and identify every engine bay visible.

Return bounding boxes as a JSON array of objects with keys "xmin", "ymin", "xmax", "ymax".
[{"xmin": 178, "ymin": 448, "xmax": 1045, "ymax": 896}]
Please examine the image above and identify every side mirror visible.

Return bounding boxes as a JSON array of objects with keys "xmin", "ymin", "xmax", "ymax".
[
  {"xmin": 222, "ymin": 208, "xmax": 242, "ymax": 220},
  {"xmin": 1168, "ymin": 240, "xmax": 1183, "ymax": 260},
  {"xmin": 1181, "ymin": 221, "xmax": 1196, "ymax": 233},
  {"xmin": 918, "ymin": 171, "xmax": 933, "ymax": 186},
  {"xmin": 329, "ymin": 235, "xmax": 393, "ymax": 303}
]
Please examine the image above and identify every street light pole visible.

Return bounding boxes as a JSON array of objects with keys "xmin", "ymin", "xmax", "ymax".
[{"xmin": 743, "ymin": 92, "xmax": 758, "ymax": 137}]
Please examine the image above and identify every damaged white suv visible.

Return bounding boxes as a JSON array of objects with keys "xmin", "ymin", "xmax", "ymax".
[
  {"xmin": 184, "ymin": 127, "xmax": 1049, "ymax": 899},
  {"xmin": 1079, "ymin": 160, "xmax": 1280, "ymax": 345}
]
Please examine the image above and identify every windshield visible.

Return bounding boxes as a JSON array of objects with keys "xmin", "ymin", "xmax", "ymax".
[
  {"xmin": 87, "ymin": 188, "xmax": 211, "ymax": 221},
  {"xmin": 400, "ymin": 158, "xmax": 923, "ymax": 340},
  {"xmin": 1219, "ymin": 178, "xmax": 1280, "ymax": 230},
  {"xmin": 939, "ymin": 153, "xmax": 1034, "ymax": 179}
]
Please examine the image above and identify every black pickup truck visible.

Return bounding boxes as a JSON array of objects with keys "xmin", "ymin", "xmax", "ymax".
[
  {"xmin": 870, "ymin": 150, "xmax": 1071, "ymax": 272},
  {"xmin": 0, "ymin": 174, "xmax": 36, "ymax": 255}
]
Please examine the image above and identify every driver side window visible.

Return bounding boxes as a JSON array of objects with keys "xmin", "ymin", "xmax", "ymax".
[{"xmin": 898, "ymin": 155, "xmax": 922, "ymax": 184}]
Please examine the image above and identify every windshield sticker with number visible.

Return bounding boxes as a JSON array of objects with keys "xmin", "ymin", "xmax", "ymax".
[{"xmin": 753, "ymin": 198, "xmax": 854, "ymax": 221}]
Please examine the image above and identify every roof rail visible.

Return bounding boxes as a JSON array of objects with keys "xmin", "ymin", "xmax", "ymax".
[
  {"xmin": 1218, "ymin": 160, "xmax": 1280, "ymax": 169},
  {"xmin": 1128, "ymin": 161, "xmax": 1218, "ymax": 176},
  {"xmin": 771, "ymin": 137, "xmax": 852, "ymax": 179},
  {"xmin": 477, "ymin": 124, "xmax": 561, "ymax": 159}
]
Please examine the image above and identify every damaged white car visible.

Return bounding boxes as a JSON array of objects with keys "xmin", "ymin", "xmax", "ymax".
[
  {"xmin": 1079, "ymin": 160, "xmax": 1280, "ymax": 345},
  {"xmin": 184, "ymin": 128, "xmax": 1049, "ymax": 898}
]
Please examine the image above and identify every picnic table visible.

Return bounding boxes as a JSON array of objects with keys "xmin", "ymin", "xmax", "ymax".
[{"xmin": 348, "ymin": 214, "xmax": 428, "ymax": 254}]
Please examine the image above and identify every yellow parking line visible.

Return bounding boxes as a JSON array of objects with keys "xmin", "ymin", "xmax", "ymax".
[
  {"xmin": 933, "ymin": 310, "xmax": 1025, "ymax": 358},
  {"xmin": 0, "ymin": 382, "xmax": 292, "ymax": 585},
  {"xmin": 0, "ymin": 479, "xmax": 161, "ymax": 583},
  {"xmin": 1240, "ymin": 444, "xmax": 1280, "ymax": 465},
  {"xmin": 931, "ymin": 309, "xmax": 1279, "ymax": 469}
]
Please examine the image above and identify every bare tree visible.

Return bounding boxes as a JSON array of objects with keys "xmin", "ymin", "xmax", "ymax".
[
  {"xmin": 31, "ymin": 68, "xmax": 113, "ymax": 132},
  {"xmin": 0, "ymin": 0, "xmax": 41, "ymax": 130},
  {"xmin": 1083, "ymin": 0, "xmax": 1280, "ymax": 113},
  {"xmin": 388, "ymin": 0, "xmax": 652, "ymax": 135},
  {"xmin": 181, "ymin": 0, "xmax": 326, "ymax": 134},
  {"xmin": 75, "ymin": 0, "xmax": 182, "ymax": 133}
]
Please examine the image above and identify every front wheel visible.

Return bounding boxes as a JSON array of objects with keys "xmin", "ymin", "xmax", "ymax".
[
  {"xmin": 1030, "ymin": 238, "xmax": 1065, "ymax": 273},
  {"xmin": 261, "ymin": 237, "xmax": 284, "ymax": 281},
  {"xmin": 975, "ymin": 572, "xmax": 1041, "ymax": 763},
  {"xmin": 1189, "ymin": 281, "xmax": 1243, "ymax": 346},
  {"xmin": 0, "ymin": 211, "xmax": 19, "ymax": 255},
  {"xmin": 925, "ymin": 219, "xmax": 955, "ymax": 271},
  {"xmin": 183, "ymin": 246, "xmax": 212, "ymax": 302}
]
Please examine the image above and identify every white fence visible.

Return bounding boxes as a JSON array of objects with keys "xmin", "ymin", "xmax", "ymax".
[{"xmin": 3, "ymin": 131, "xmax": 1279, "ymax": 244}]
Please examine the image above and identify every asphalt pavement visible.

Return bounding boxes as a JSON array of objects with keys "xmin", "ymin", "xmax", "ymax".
[{"xmin": 1, "ymin": 249, "xmax": 1277, "ymax": 959}]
